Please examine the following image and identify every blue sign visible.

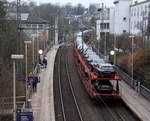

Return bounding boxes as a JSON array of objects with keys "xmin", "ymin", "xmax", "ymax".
[
  {"xmin": 17, "ymin": 109, "xmax": 33, "ymax": 121},
  {"xmin": 27, "ymin": 76, "xmax": 40, "ymax": 83}
]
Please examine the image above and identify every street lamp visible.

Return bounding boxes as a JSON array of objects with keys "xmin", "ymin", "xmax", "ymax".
[
  {"xmin": 38, "ymin": 49, "xmax": 43, "ymax": 64},
  {"xmin": 98, "ymin": 8, "xmax": 102, "ymax": 55},
  {"xmin": 110, "ymin": 50, "xmax": 115, "ymax": 55},
  {"xmin": 98, "ymin": 3, "xmax": 104, "ymax": 56},
  {"xmin": 24, "ymin": 40, "xmax": 32, "ymax": 103},
  {"xmin": 110, "ymin": 50, "xmax": 115, "ymax": 65},
  {"xmin": 129, "ymin": 35, "xmax": 135, "ymax": 86},
  {"xmin": 38, "ymin": 49, "xmax": 43, "ymax": 55},
  {"xmin": 11, "ymin": 54, "xmax": 24, "ymax": 121}
]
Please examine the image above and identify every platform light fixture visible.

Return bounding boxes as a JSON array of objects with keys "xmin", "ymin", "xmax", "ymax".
[
  {"xmin": 38, "ymin": 49, "xmax": 43, "ymax": 55},
  {"xmin": 11, "ymin": 54, "xmax": 24, "ymax": 121},
  {"xmin": 110, "ymin": 50, "xmax": 115, "ymax": 55},
  {"xmin": 129, "ymin": 35, "xmax": 135, "ymax": 87},
  {"xmin": 24, "ymin": 40, "xmax": 32, "ymax": 104}
]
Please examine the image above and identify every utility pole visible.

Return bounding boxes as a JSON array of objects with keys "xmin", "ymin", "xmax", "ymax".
[
  {"xmin": 17, "ymin": 0, "xmax": 21, "ymax": 53},
  {"xmin": 129, "ymin": 35, "xmax": 134, "ymax": 86},
  {"xmin": 101, "ymin": 3, "xmax": 104, "ymax": 55},
  {"xmin": 55, "ymin": 16, "xmax": 58, "ymax": 44},
  {"xmin": 114, "ymin": 34, "xmax": 116, "ymax": 65},
  {"xmin": 98, "ymin": 3, "xmax": 104, "ymax": 55},
  {"xmin": 103, "ymin": 5, "xmax": 107, "ymax": 57},
  {"xmin": 17, "ymin": 0, "xmax": 21, "ymax": 21}
]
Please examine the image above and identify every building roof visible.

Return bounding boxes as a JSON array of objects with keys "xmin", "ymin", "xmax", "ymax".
[
  {"xmin": 130, "ymin": 0, "xmax": 150, "ymax": 7},
  {"xmin": 26, "ymin": 17, "xmax": 49, "ymax": 24},
  {"xmin": 114, "ymin": 0, "xmax": 132, "ymax": 4},
  {"xmin": 0, "ymin": 0, "xmax": 7, "ymax": 2}
]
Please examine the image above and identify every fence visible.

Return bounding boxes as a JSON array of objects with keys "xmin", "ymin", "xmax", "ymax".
[
  {"xmin": 140, "ymin": 85, "xmax": 150, "ymax": 101},
  {"xmin": 115, "ymin": 66, "xmax": 150, "ymax": 101},
  {"xmin": 0, "ymin": 96, "xmax": 25, "ymax": 121}
]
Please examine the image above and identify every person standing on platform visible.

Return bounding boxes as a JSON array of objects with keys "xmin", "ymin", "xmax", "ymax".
[
  {"xmin": 137, "ymin": 81, "xmax": 141, "ymax": 94},
  {"xmin": 43, "ymin": 56, "xmax": 47, "ymax": 68},
  {"xmin": 32, "ymin": 81, "xmax": 37, "ymax": 92}
]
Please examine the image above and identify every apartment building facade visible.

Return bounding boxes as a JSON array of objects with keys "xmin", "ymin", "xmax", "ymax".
[
  {"xmin": 130, "ymin": 0, "xmax": 150, "ymax": 35},
  {"xmin": 96, "ymin": 0, "xmax": 150, "ymax": 36}
]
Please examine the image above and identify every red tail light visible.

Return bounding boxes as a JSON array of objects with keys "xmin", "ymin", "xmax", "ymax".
[{"xmin": 99, "ymin": 70, "xmax": 105, "ymax": 72}]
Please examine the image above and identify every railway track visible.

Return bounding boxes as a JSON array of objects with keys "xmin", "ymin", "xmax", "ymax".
[
  {"xmin": 54, "ymin": 44, "xmax": 141, "ymax": 121},
  {"xmin": 54, "ymin": 45, "xmax": 84, "ymax": 121},
  {"xmin": 96, "ymin": 97, "xmax": 134, "ymax": 121}
]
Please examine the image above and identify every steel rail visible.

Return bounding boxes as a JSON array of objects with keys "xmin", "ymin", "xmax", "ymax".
[
  {"xmin": 65, "ymin": 46, "xmax": 84, "ymax": 121},
  {"xmin": 58, "ymin": 46, "xmax": 67, "ymax": 121},
  {"xmin": 97, "ymin": 97, "xmax": 126, "ymax": 121}
]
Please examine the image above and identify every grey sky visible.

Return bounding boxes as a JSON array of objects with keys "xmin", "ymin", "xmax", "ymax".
[
  {"xmin": 29, "ymin": 0, "xmax": 144, "ymax": 7},
  {"xmin": 33, "ymin": 0, "xmax": 114, "ymax": 7},
  {"xmin": 11, "ymin": 0, "xmax": 144, "ymax": 8}
]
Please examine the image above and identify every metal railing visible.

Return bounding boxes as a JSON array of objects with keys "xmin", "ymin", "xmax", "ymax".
[
  {"xmin": 0, "ymin": 96, "xmax": 25, "ymax": 119},
  {"xmin": 115, "ymin": 65, "xmax": 150, "ymax": 101},
  {"xmin": 140, "ymin": 85, "xmax": 150, "ymax": 101}
]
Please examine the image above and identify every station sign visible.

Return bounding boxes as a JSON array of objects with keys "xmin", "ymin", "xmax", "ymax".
[
  {"xmin": 16, "ymin": 109, "xmax": 33, "ymax": 121},
  {"xmin": 27, "ymin": 76, "xmax": 40, "ymax": 83}
]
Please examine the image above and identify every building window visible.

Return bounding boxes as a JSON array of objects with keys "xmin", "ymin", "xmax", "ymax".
[
  {"xmin": 32, "ymin": 24, "xmax": 37, "ymax": 28},
  {"xmin": 106, "ymin": 23, "xmax": 109, "ymax": 29},
  {"xmin": 123, "ymin": 17, "xmax": 126, "ymax": 21},
  {"xmin": 145, "ymin": 5, "xmax": 147, "ymax": 15},
  {"xmin": 137, "ymin": 7, "xmax": 139, "ymax": 16},
  {"xmin": 100, "ymin": 23, "xmax": 104, "ymax": 29},
  {"xmin": 123, "ymin": 30, "xmax": 126, "ymax": 33},
  {"xmin": 134, "ymin": 8, "xmax": 136, "ymax": 16},
  {"xmin": 131, "ymin": 9, "xmax": 133, "ymax": 17},
  {"xmin": 39, "ymin": 24, "xmax": 43, "ymax": 29},
  {"xmin": 101, "ymin": 23, "xmax": 110, "ymax": 29},
  {"xmin": 26, "ymin": 24, "xmax": 31, "ymax": 28},
  {"xmin": 141, "ymin": 6, "xmax": 143, "ymax": 16},
  {"xmin": 134, "ymin": 21, "xmax": 136, "ymax": 28}
]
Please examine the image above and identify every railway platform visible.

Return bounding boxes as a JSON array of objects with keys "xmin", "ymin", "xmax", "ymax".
[
  {"xmin": 120, "ymin": 81, "xmax": 150, "ymax": 121},
  {"xmin": 31, "ymin": 45, "xmax": 59, "ymax": 121},
  {"xmin": 30, "ymin": 44, "xmax": 150, "ymax": 121}
]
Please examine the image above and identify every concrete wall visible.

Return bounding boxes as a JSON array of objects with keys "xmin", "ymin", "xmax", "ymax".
[
  {"xmin": 114, "ymin": 0, "xmax": 132, "ymax": 34},
  {"xmin": 130, "ymin": 1, "xmax": 150, "ymax": 35},
  {"xmin": 110, "ymin": 7, "xmax": 115, "ymax": 34}
]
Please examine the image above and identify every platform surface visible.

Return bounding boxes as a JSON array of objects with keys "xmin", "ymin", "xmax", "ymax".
[
  {"xmin": 120, "ymin": 81, "xmax": 150, "ymax": 121},
  {"xmin": 31, "ymin": 44, "xmax": 150, "ymax": 121},
  {"xmin": 31, "ymin": 45, "xmax": 59, "ymax": 121}
]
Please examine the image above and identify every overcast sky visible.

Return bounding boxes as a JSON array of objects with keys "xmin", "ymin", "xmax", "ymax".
[
  {"xmin": 11, "ymin": 0, "xmax": 144, "ymax": 8},
  {"xmin": 31, "ymin": 0, "xmax": 114, "ymax": 7}
]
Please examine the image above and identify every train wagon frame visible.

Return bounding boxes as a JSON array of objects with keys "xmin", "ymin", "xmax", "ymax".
[{"xmin": 73, "ymin": 43, "xmax": 121, "ymax": 98}]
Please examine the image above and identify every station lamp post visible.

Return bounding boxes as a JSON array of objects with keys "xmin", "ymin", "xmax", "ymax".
[
  {"xmin": 38, "ymin": 49, "xmax": 43, "ymax": 63},
  {"xmin": 110, "ymin": 50, "xmax": 115, "ymax": 65},
  {"xmin": 24, "ymin": 40, "xmax": 32, "ymax": 103},
  {"xmin": 114, "ymin": 34, "xmax": 117, "ymax": 65},
  {"xmin": 11, "ymin": 54, "xmax": 24, "ymax": 121},
  {"xmin": 98, "ymin": 8, "xmax": 102, "ymax": 55},
  {"xmin": 129, "ymin": 35, "xmax": 135, "ymax": 86},
  {"xmin": 110, "ymin": 50, "xmax": 115, "ymax": 56},
  {"xmin": 38, "ymin": 49, "xmax": 43, "ymax": 55}
]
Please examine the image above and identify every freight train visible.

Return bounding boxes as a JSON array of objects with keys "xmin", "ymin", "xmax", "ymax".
[{"xmin": 73, "ymin": 31, "xmax": 121, "ymax": 98}]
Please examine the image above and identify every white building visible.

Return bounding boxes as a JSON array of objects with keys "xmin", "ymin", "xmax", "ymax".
[
  {"xmin": 109, "ymin": 7, "xmax": 115, "ymax": 34},
  {"xmin": 113, "ymin": 0, "xmax": 132, "ymax": 34},
  {"xmin": 96, "ymin": 7, "xmax": 110, "ymax": 40},
  {"xmin": 130, "ymin": 0, "xmax": 150, "ymax": 35},
  {"xmin": 96, "ymin": 0, "xmax": 132, "ymax": 39}
]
